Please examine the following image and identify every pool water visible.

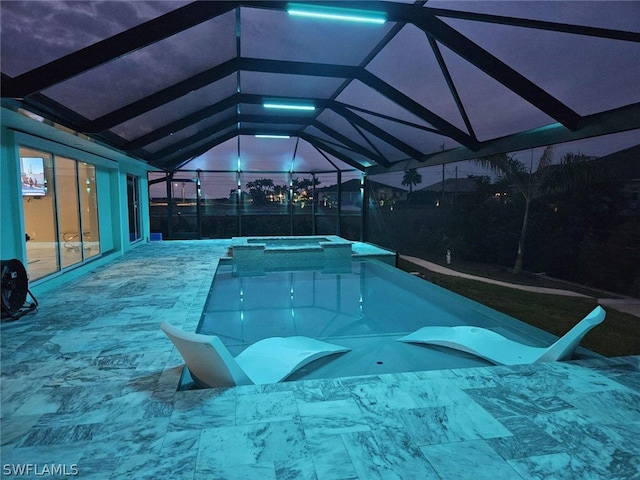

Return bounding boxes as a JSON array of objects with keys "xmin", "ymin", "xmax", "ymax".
[{"xmin": 198, "ymin": 259, "xmax": 559, "ymax": 380}]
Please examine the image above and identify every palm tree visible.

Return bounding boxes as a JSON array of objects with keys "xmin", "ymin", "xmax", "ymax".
[
  {"xmin": 476, "ymin": 146, "xmax": 554, "ymax": 275},
  {"xmin": 401, "ymin": 168, "xmax": 422, "ymax": 193}
]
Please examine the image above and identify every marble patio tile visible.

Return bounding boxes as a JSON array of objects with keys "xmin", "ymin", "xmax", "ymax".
[
  {"xmin": 42, "ymin": 364, "xmax": 137, "ymax": 388},
  {"xmin": 169, "ymin": 387, "xmax": 237, "ymax": 431},
  {"xmin": 81, "ymin": 417, "xmax": 170, "ymax": 460},
  {"xmin": 274, "ymin": 456, "xmax": 319, "ymax": 480},
  {"xmin": 1, "ymin": 356, "xmax": 79, "ymax": 382},
  {"xmin": 528, "ymin": 409, "xmax": 640, "ymax": 479},
  {"xmin": 507, "ymin": 452, "xmax": 623, "ymax": 480},
  {"xmin": 465, "ymin": 386, "xmax": 575, "ymax": 419},
  {"xmin": 197, "ymin": 419, "xmax": 309, "ymax": 470},
  {"xmin": 18, "ymin": 422, "xmax": 99, "ymax": 447},
  {"xmin": 121, "ymin": 370, "xmax": 163, "ymax": 395},
  {"xmin": 296, "ymin": 398, "xmax": 371, "ymax": 435},
  {"xmin": 290, "ymin": 377, "xmax": 354, "ymax": 403},
  {"xmin": 12, "ymin": 333, "xmax": 56, "ymax": 352},
  {"xmin": 85, "ymin": 313, "xmax": 142, "ymax": 328},
  {"xmin": 304, "ymin": 430, "xmax": 358, "ymax": 480},
  {"xmin": 558, "ymin": 388, "xmax": 640, "ymax": 425},
  {"xmin": 601, "ymin": 370, "xmax": 640, "ymax": 392},
  {"xmin": 195, "ymin": 462, "xmax": 277, "ymax": 480},
  {"xmin": 11, "ymin": 388, "xmax": 63, "ymax": 417},
  {"xmin": 507, "ymin": 362, "xmax": 632, "ymax": 394},
  {"xmin": 141, "ymin": 396, "xmax": 175, "ymax": 420},
  {"xmin": 58, "ymin": 384, "xmax": 149, "ymax": 419},
  {"xmin": 0, "ymin": 414, "xmax": 43, "ymax": 447},
  {"xmin": 161, "ymin": 429, "xmax": 201, "ymax": 456},
  {"xmin": 34, "ymin": 409, "xmax": 111, "ymax": 428},
  {"xmin": 485, "ymin": 415, "xmax": 566, "ymax": 460},
  {"xmin": 333, "ymin": 374, "xmax": 382, "ymax": 390},
  {"xmin": 79, "ymin": 389, "xmax": 153, "ymax": 425},
  {"xmin": 341, "ymin": 427, "xmax": 440, "ymax": 480},
  {"xmin": 348, "ymin": 377, "xmax": 419, "ymax": 411},
  {"xmin": 95, "ymin": 333, "xmax": 169, "ymax": 356},
  {"xmin": 383, "ymin": 371, "xmax": 474, "ymax": 408},
  {"xmin": 66, "ymin": 456, "xmax": 119, "ymax": 480},
  {"xmin": 439, "ymin": 365, "xmax": 509, "ymax": 390},
  {"xmin": 420, "ymin": 439, "xmax": 522, "ymax": 480},
  {"xmin": 109, "ymin": 451, "xmax": 197, "ymax": 480},
  {"xmin": 1, "ymin": 345, "xmax": 66, "ymax": 366},
  {"xmin": 236, "ymin": 390, "xmax": 299, "ymax": 425},
  {"xmin": 155, "ymin": 365, "xmax": 184, "ymax": 396},
  {"xmin": 605, "ymin": 420, "xmax": 640, "ymax": 445},
  {"xmin": 119, "ymin": 304, "xmax": 170, "ymax": 317},
  {"xmin": 46, "ymin": 330, "xmax": 119, "ymax": 354},
  {"xmin": 235, "ymin": 380, "xmax": 296, "ymax": 396},
  {"xmin": 0, "ymin": 443, "xmax": 88, "ymax": 470},
  {"xmin": 91, "ymin": 352, "xmax": 144, "ymax": 369},
  {"xmin": 1, "ymin": 377, "xmax": 50, "ymax": 418},
  {"xmin": 397, "ymin": 402, "xmax": 513, "ymax": 446}
]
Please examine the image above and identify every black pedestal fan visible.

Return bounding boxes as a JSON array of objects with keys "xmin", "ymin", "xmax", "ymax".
[{"xmin": 1, "ymin": 259, "xmax": 38, "ymax": 320}]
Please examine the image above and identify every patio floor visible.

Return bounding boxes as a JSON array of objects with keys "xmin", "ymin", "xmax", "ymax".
[{"xmin": 1, "ymin": 240, "xmax": 639, "ymax": 479}]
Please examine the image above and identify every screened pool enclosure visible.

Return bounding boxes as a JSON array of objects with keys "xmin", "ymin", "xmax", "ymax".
[{"xmin": 2, "ymin": 1, "xmax": 639, "ymax": 241}]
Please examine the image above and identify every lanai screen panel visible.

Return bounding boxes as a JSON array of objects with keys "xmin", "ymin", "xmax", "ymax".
[
  {"xmin": 240, "ymin": 72, "xmax": 346, "ymax": 100},
  {"xmin": 112, "ymin": 74, "xmax": 239, "ymax": 141},
  {"xmin": 443, "ymin": 18, "xmax": 640, "ymax": 116},
  {"xmin": 0, "ymin": 1, "xmax": 189, "ymax": 76},
  {"xmin": 145, "ymin": 109, "xmax": 238, "ymax": 155},
  {"xmin": 41, "ymin": 11, "xmax": 237, "ymax": 120},
  {"xmin": 365, "ymin": 23, "xmax": 470, "ymax": 135},
  {"xmin": 290, "ymin": 140, "xmax": 356, "ymax": 173},
  {"xmin": 240, "ymin": 6, "xmax": 395, "ymax": 65}
]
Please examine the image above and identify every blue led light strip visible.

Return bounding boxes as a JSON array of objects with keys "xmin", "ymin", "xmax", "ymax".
[
  {"xmin": 263, "ymin": 102, "xmax": 316, "ymax": 111},
  {"xmin": 287, "ymin": 3, "xmax": 386, "ymax": 24}
]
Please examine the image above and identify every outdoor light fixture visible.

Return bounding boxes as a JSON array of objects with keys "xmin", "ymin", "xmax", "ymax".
[
  {"xmin": 263, "ymin": 101, "xmax": 315, "ymax": 112},
  {"xmin": 287, "ymin": 3, "xmax": 386, "ymax": 24},
  {"xmin": 255, "ymin": 134, "xmax": 291, "ymax": 139}
]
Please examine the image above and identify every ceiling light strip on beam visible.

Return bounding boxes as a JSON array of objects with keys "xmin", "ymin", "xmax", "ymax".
[
  {"xmin": 287, "ymin": 3, "xmax": 386, "ymax": 25},
  {"xmin": 263, "ymin": 101, "xmax": 315, "ymax": 111},
  {"xmin": 255, "ymin": 134, "xmax": 291, "ymax": 139}
]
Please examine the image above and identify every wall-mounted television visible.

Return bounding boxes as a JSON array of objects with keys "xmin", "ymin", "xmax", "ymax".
[{"xmin": 20, "ymin": 157, "xmax": 46, "ymax": 196}]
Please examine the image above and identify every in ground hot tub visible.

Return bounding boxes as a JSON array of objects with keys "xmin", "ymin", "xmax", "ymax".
[{"xmin": 231, "ymin": 235, "xmax": 353, "ymax": 274}]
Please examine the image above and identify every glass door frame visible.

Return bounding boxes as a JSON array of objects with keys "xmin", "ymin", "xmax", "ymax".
[{"xmin": 127, "ymin": 173, "xmax": 142, "ymax": 243}]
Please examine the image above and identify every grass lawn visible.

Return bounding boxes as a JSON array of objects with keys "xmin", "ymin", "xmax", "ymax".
[
  {"xmin": 401, "ymin": 250, "xmax": 622, "ymax": 298},
  {"xmin": 398, "ymin": 257, "xmax": 640, "ymax": 358}
]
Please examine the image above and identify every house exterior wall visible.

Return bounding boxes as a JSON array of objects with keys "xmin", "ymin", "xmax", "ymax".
[{"xmin": 0, "ymin": 107, "xmax": 153, "ymax": 294}]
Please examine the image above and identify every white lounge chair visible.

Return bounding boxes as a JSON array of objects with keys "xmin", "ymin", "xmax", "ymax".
[
  {"xmin": 160, "ymin": 322, "xmax": 350, "ymax": 388},
  {"xmin": 397, "ymin": 306, "xmax": 606, "ymax": 366}
]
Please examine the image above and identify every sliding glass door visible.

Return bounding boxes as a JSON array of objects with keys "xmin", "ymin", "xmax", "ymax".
[
  {"xmin": 21, "ymin": 148, "xmax": 59, "ymax": 280},
  {"xmin": 20, "ymin": 147, "xmax": 101, "ymax": 281},
  {"xmin": 56, "ymin": 157, "xmax": 83, "ymax": 269}
]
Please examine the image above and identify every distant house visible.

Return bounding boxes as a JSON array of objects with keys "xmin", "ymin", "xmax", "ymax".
[
  {"xmin": 316, "ymin": 178, "xmax": 407, "ymax": 210},
  {"xmin": 418, "ymin": 177, "xmax": 481, "ymax": 206}
]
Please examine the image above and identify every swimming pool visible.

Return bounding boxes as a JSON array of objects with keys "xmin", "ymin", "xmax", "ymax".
[{"xmin": 198, "ymin": 259, "xmax": 561, "ymax": 381}]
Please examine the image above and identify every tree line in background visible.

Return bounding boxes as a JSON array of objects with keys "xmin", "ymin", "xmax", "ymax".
[
  {"xmin": 369, "ymin": 149, "xmax": 640, "ymax": 296},
  {"xmin": 228, "ymin": 177, "xmax": 320, "ymax": 205}
]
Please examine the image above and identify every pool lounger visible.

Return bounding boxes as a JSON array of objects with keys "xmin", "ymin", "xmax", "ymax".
[
  {"xmin": 161, "ymin": 322, "xmax": 350, "ymax": 388},
  {"xmin": 397, "ymin": 306, "xmax": 605, "ymax": 366}
]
